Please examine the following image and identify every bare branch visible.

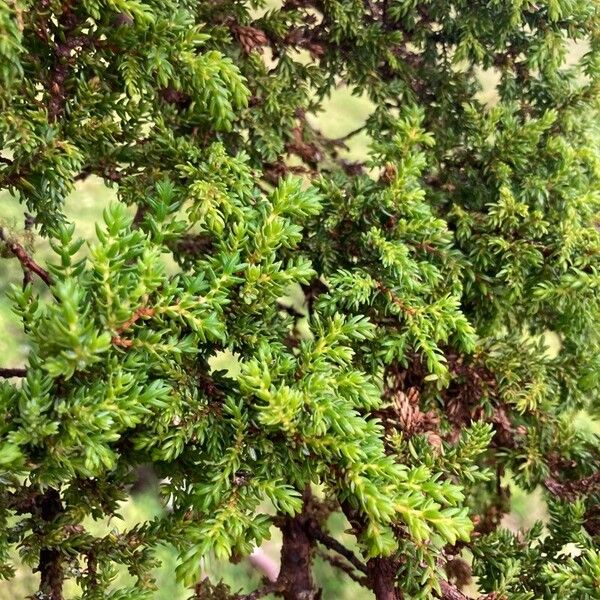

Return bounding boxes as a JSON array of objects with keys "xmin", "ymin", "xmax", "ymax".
[
  {"xmin": 0, "ymin": 226, "xmax": 52, "ymax": 286},
  {"xmin": 236, "ymin": 582, "xmax": 284, "ymax": 600},
  {"xmin": 0, "ymin": 367, "xmax": 27, "ymax": 378},
  {"xmin": 335, "ymin": 124, "xmax": 367, "ymax": 143},
  {"xmin": 439, "ymin": 580, "xmax": 470, "ymax": 600},
  {"xmin": 439, "ymin": 580, "xmax": 496, "ymax": 600},
  {"xmin": 306, "ymin": 525, "xmax": 367, "ymax": 574},
  {"xmin": 22, "ymin": 213, "xmax": 35, "ymax": 288},
  {"xmin": 544, "ymin": 472, "xmax": 600, "ymax": 500},
  {"xmin": 317, "ymin": 549, "xmax": 369, "ymax": 587}
]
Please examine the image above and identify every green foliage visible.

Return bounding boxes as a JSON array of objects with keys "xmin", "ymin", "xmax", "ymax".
[{"xmin": 0, "ymin": 0, "xmax": 599, "ymax": 599}]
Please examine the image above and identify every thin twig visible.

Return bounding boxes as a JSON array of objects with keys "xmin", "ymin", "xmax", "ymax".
[
  {"xmin": 236, "ymin": 582, "xmax": 283, "ymax": 599},
  {"xmin": 22, "ymin": 213, "xmax": 35, "ymax": 288},
  {"xmin": 74, "ymin": 164, "xmax": 123, "ymax": 182},
  {"xmin": 111, "ymin": 306, "xmax": 155, "ymax": 349},
  {"xmin": 115, "ymin": 307, "xmax": 155, "ymax": 335},
  {"xmin": 335, "ymin": 124, "xmax": 367, "ymax": 143},
  {"xmin": 306, "ymin": 525, "xmax": 367, "ymax": 574},
  {"xmin": 0, "ymin": 367, "xmax": 27, "ymax": 378},
  {"xmin": 375, "ymin": 281, "xmax": 417, "ymax": 316},
  {"xmin": 316, "ymin": 549, "xmax": 369, "ymax": 587},
  {"xmin": 0, "ymin": 226, "xmax": 52, "ymax": 286}
]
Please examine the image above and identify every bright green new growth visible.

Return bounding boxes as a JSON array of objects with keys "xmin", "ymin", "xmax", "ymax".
[{"xmin": 0, "ymin": 1, "xmax": 599, "ymax": 599}]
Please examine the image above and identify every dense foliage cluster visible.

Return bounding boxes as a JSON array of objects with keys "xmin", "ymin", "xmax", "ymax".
[{"xmin": 0, "ymin": 1, "xmax": 599, "ymax": 599}]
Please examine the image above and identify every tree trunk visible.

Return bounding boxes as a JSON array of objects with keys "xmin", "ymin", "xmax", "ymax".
[
  {"xmin": 367, "ymin": 557, "xmax": 402, "ymax": 600},
  {"xmin": 37, "ymin": 488, "xmax": 64, "ymax": 600},
  {"xmin": 277, "ymin": 489, "xmax": 320, "ymax": 600}
]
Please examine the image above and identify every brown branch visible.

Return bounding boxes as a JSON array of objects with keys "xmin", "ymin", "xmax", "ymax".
[
  {"xmin": 337, "ymin": 501, "xmax": 403, "ymax": 600},
  {"xmin": 47, "ymin": 4, "xmax": 83, "ymax": 123},
  {"xmin": 167, "ymin": 233, "xmax": 214, "ymax": 257},
  {"xmin": 439, "ymin": 580, "xmax": 470, "ymax": 600},
  {"xmin": 375, "ymin": 281, "xmax": 417, "ymax": 316},
  {"xmin": 0, "ymin": 367, "xmax": 27, "ymax": 378},
  {"xmin": 263, "ymin": 161, "xmax": 316, "ymax": 185},
  {"xmin": 335, "ymin": 124, "xmax": 367, "ymax": 143},
  {"xmin": 0, "ymin": 226, "xmax": 53, "ymax": 286},
  {"xmin": 306, "ymin": 525, "xmax": 367, "ymax": 574},
  {"xmin": 366, "ymin": 557, "xmax": 403, "ymax": 600},
  {"xmin": 115, "ymin": 307, "xmax": 155, "ymax": 335},
  {"xmin": 86, "ymin": 551, "xmax": 98, "ymax": 590},
  {"xmin": 317, "ymin": 549, "xmax": 369, "ymax": 587},
  {"xmin": 74, "ymin": 164, "xmax": 124, "ymax": 183},
  {"xmin": 275, "ymin": 488, "xmax": 321, "ymax": 600},
  {"xmin": 132, "ymin": 204, "xmax": 148, "ymax": 229},
  {"xmin": 23, "ymin": 213, "xmax": 35, "ymax": 288},
  {"xmin": 37, "ymin": 488, "xmax": 65, "ymax": 600},
  {"xmin": 439, "ymin": 580, "xmax": 498, "ymax": 600},
  {"xmin": 544, "ymin": 471, "xmax": 600, "ymax": 501},
  {"xmin": 236, "ymin": 582, "xmax": 284, "ymax": 600}
]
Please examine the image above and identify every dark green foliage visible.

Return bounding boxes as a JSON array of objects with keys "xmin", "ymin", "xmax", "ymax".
[{"xmin": 0, "ymin": 1, "xmax": 599, "ymax": 599}]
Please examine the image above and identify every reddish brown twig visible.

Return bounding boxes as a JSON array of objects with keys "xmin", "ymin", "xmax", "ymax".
[
  {"xmin": 111, "ymin": 337, "xmax": 134, "ymax": 348},
  {"xmin": 0, "ymin": 226, "xmax": 52, "ymax": 286},
  {"xmin": 22, "ymin": 213, "xmax": 36, "ymax": 287},
  {"xmin": 375, "ymin": 281, "xmax": 417, "ymax": 316},
  {"xmin": 111, "ymin": 307, "xmax": 155, "ymax": 348},
  {"xmin": 115, "ymin": 307, "xmax": 155, "ymax": 334}
]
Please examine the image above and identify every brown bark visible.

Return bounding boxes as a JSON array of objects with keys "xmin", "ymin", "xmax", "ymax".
[
  {"xmin": 339, "ymin": 501, "xmax": 402, "ymax": 599},
  {"xmin": 278, "ymin": 515, "xmax": 319, "ymax": 600},
  {"xmin": 276, "ymin": 489, "xmax": 321, "ymax": 600},
  {"xmin": 0, "ymin": 226, "xmax": 53, "ymax": 286},
  {"xmin": 0, "ymin": 367, "xmax": 27, "ymax": 378},
  {"xmin": 39, "ymin": 547, "xmax": 64, "ymax": 600},
  {"xmin": 366, "ymin": 557, "xmax": 402, "ymax": 600},
  {"xmin": 544, "ymin": 471, "xmax": 600, "ymax": 501},
  {"xmin": 439, "ymin": 580, "xmax": 470, "ymax": 600},
  {"xmin": 37, "ymin": 488, "xmax": 64, "ymax": 600}
]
